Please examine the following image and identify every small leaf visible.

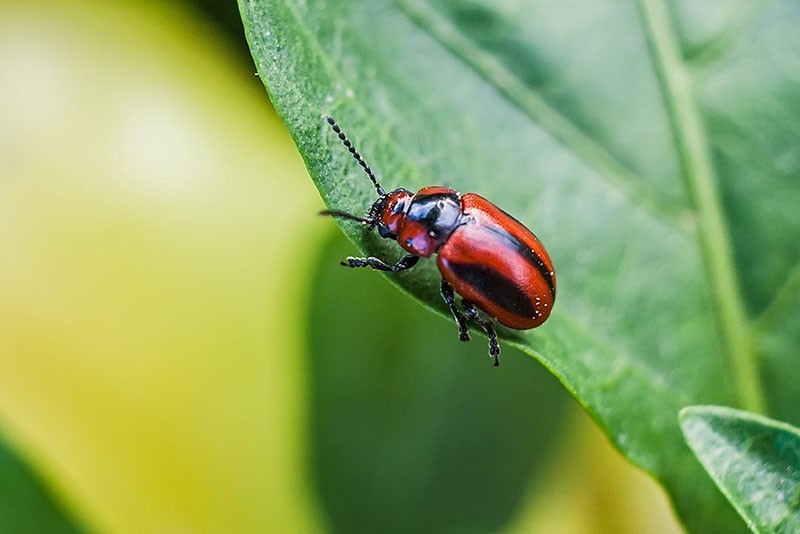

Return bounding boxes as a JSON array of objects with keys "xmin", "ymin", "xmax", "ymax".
[{"xmin": 680, "ymin": 406, "xmax": 800, "ymax": 534}]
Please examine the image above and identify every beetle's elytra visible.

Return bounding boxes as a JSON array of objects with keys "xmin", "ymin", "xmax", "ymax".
[{"xmin": 322, "ymin": 116, "xmax": 555, "ymax": 366}]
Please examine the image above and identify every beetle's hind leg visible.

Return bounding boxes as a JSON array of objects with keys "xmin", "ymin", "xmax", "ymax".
[
  {"xmin": 440, "ymin": 280, "xmax": 470, "ymax": 342},
  {"xmin": 461, "ymin": 299, "xmax": 500, "ymax": 366},
  {"xmin": 342, "ymin": 254, "xmax": 420, "ymax": 272}
]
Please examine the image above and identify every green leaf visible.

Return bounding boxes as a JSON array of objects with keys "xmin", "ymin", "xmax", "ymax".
[
  {"xmin": 680, "ymin": 406, "xmax": 800, "ymax": 533},
  {"xmin": 240, "ymin": 1, "xmax": 800, "ymax": 531}
]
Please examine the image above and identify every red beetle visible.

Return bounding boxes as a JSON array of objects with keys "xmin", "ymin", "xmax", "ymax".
[{"xmin": 322, "ymin": 116, "xmax": 555, "ymax": 366}]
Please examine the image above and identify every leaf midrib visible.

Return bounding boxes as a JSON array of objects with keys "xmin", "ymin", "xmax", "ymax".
[{"xmin": 637, "ymin": 0, "xmax": 765, "ymax": 412}]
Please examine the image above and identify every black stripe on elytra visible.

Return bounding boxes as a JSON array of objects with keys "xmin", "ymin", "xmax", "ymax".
[
  {"xmin": 448, "ymin": 262, "xmax": 537, "ymax": 320},
  {"xmin": 483, "ymin": 223, "xmax": 555, "ymax": 299}
]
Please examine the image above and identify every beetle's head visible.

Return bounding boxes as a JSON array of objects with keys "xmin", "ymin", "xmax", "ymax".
[
  {"xmin": 373, "ymin": 188, "xmax": 413, "ymax": 239},
  {"xmin": 318, "ymin": 188, "xmax": 412, "ymax": 239}
]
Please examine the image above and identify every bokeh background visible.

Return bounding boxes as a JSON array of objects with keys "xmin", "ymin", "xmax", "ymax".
[{"xmin": 0, "ymin": 1, "xmax": 683, "ymax": 532}]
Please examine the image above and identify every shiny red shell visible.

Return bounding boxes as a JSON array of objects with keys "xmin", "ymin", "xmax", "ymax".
[
  {"xmin": 380, "ymin": 186, "xmax": 556, "ymax": 330},
  {"xmin": 438, "ymin": 193, "xmax": 555, "ymax": 329}
]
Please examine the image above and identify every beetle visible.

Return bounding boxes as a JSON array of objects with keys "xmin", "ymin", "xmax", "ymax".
[{"xmin": 321, "ymin": 116, "xmax": 555, "ymax": 366}]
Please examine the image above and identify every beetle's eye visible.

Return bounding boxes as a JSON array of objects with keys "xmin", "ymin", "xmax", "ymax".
[{"xmin": 378, "ymin": 224, "xmax": 395, "ymax": 239}]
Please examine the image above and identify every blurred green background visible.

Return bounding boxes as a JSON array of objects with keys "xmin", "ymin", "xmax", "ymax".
[{"xmin": 0, "ymin": 1, "xmax": 682, "ymax": 532}]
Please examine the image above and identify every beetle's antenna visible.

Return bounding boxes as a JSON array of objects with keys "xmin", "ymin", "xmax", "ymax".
[
  {"xmin": 326, "ymin": 116, "xmax": 386, "ymax": 197},
  {"xmin": 319, "ymin": 209, "xmax": 373, "ymax": 225}
]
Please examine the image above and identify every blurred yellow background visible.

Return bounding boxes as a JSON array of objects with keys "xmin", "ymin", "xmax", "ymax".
[{"xmin": 0, "ymin": 1, "xmax": 681, "ymax": 532}]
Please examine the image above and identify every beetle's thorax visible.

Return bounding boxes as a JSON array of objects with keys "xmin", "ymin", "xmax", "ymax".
[{"xmin": 376, "ymin": 186, "xmax": 462, "ymax": 258}]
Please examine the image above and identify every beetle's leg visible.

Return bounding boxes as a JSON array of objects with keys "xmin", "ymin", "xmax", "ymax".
[
  {"xmin": 461, "ymin": 299, "xmax": 500, "ymax": 366},
  {"xmin": 440, "ymin": 280, "xmax": 470, "ymax": 342},
  {"xmin": 342, "ymin": 254, "xmax": 420, "ymax": 272}
]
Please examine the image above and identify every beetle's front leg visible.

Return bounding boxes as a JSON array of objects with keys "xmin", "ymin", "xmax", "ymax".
[{"xmin": 341, "ymin": 254, "xmax": 420, "ymax": 272}]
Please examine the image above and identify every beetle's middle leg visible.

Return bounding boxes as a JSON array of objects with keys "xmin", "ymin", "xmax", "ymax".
[
  {"xmin": 440, "ymin": 279, "xmax": 470, "ymax": 342},
  {"xmin": 461, "ymin": 299, "xmax": 500, "ymax": 366}
]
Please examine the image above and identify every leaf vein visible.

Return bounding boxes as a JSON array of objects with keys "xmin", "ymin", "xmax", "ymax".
[
  {"xmin": 393, "ymin": 0, "xmax": 684, "ymax": 228},
  {"xmin": 753, "ymin": 260, "xmax": 800, "ymax": 333}
]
